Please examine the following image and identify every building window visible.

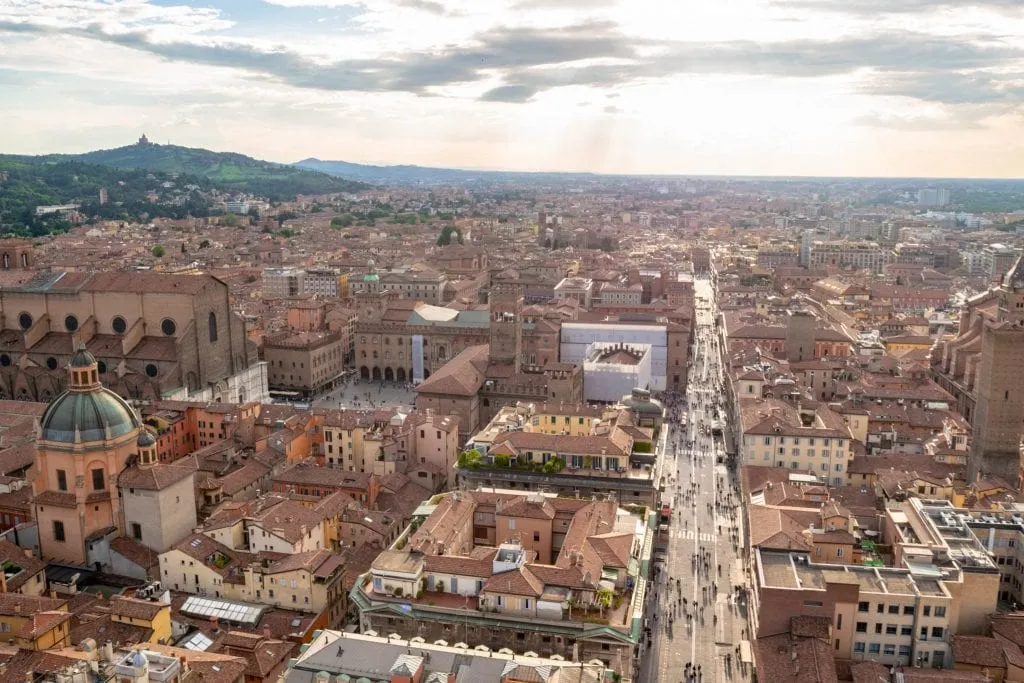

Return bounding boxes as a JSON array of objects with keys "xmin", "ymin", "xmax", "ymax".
[
  {"xmin": 91, "ymin": 468, "xmax": 105, "ymax": 491},
  {"xmin": 853, "ymin": 642, "xmax": 865, "ymax": 653},
  {"xmin": 208, "ymin": 312, "xmax": 218, "ymax": 343},
  {"xmin": 858, "ymin": 601, "xmax": 868, "ymax": 612},
  {"xmin": 934, "ymin": 606, "xmax": 946, "ymax": 617},
  {"xmin": 56, "ymin": 469, "xmax": 68, "ymax": 492},
  {"xmin": 855, "ymin": 622, "xmax": 867, "ymax": 633},
  {"xmin": 112, "ymin": 316, "xmax": 127, "ymax": 334},
  {"xmin": 131, "ymin": 523, "xmax": 142, "ymax": 541},
  {"xmin": 868, "ymin": 643, "xmax": 880, "ymax": 654},
  {"xmin": 53, "ymin": 520, "xmax": 65, "ymax": 542}
]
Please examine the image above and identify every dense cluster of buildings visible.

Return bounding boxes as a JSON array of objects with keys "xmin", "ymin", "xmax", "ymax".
[{"xmin": 0, "ymin": 172, "xmax": 1023, "ymax": 681}]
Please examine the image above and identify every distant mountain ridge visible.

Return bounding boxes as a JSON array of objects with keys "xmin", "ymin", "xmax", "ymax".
[
  {"xmin": 295, "ymin": 157, "xmax": 600, "ymax": 185},
  {"xmin": 32, "ymin": 140, "xmax": 369, "ymax": 199}
]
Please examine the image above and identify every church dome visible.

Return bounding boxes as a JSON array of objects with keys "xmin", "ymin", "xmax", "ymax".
[
  {"xmin": 41, "ymin": 347, "xmax": 139, "ymax": 445},
  {"xmin": 40, "ymin": 389, "xmax": 140, "ymax": 444}
]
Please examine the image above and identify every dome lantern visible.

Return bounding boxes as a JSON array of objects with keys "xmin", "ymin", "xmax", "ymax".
[
  {"xmin": 68, "ymin": 345, "xmax": 101, "ymax": 392},
  {"xmin": 137, "ymin": 429, "xmax": 158, "ymax": 467}
]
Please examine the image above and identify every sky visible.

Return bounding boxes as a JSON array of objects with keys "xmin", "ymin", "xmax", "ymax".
[{"xmin": 2, "ymin": 0, "xmax": 1024, "ymax": 177}]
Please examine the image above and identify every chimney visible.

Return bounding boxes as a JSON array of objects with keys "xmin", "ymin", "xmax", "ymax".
[
  {"xmin": 263, "ymin": 625, "xmax": 272, "ymax": 640},
  {"xmin": 14, "ymin": 604, "xmax": 20, "ymax": 616}
]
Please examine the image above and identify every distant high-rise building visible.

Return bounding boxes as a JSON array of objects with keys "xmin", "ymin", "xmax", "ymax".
[
  {"xmin": 98, "ymin": 188, "xmax": 108, "ymax": 205},
  {"xmin": 917, "ymin": 188, "xmax": 951, "ymax": 208}
]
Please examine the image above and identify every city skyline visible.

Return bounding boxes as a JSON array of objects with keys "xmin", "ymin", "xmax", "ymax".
[{"xmin": 2, "ymin": 0, "xmax": 1024, "ymax": 178}]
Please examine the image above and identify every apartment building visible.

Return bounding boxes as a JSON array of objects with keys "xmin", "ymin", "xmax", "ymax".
[
  {"xmin": 352, "ymin": 490, "xmax": 652, "ymax": 675},
  {"xmin": 738, "ymin": 398, "xmax": 855, "ymax": 486},
  {"xmin": 594, "ymin": 282, "xmax": 643, "ymax": 307},
  {"xmin": 460, "ymin": 394, "xmax": 663, "ymax": 506},
  {"xmin": 158, "ymin": 533, "xmax": 347, "ymax": 627},
  {"xmin": 304, "ymin": 267, "xmax": 343, "ymax": 297},
  {"xmin": 757, "ymin": 548, "xmax": 962, "ymax": 669},
  {"xmin": 319, "ymin": 408, "xmax": 459, "ymax": 478},
  {"xmin": 807, "ymin": 241, "xmax": 894, "ymax": 274},
  {"xmin": 554, "ymin": 276, "xmax": 594, "ymax": 308},
  {"xmin": 0, "ymin": 594, "xmax": 71, "ymax": 650},
  {"xmin": 262, "ymin": 267, "xmax": 306, "ymax": 299},
  {"xmin": 964, "ymin": 504, "xmax": 1024, "ymax": 607},
  {"xmin": 263, "ymin": 330, "xmax": 345, "ymax": 396}
]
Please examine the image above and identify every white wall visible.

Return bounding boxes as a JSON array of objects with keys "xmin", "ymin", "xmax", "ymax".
[
  {"xmin": 583, "ymin": 346, "xmax": 653, "ymax": 402},
  {"xmin": 561, "ymin": 323, "xmax": 667, "ymax": 390}
]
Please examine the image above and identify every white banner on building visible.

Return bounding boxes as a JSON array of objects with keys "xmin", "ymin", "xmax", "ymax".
[{"xmin": 412, "ymin": 335, "xmax": 425, "ymax": 384}]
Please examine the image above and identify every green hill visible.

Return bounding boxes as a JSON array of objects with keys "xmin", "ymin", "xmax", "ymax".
[
  {"xmin": 0, "ymin": 156, "xmax": 220, "ymax": 236},
  {"xmin": 43, "ymin": 140, "xmax": 369, "ymax": 200}
]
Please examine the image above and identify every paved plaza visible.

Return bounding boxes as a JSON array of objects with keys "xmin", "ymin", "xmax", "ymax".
[{"xmin": 311, "ymin": 379, "xmax": 417, "ymax": 412}]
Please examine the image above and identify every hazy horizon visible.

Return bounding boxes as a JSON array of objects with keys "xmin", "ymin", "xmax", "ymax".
[{"xmin": 3, "ymin": 0, "xmax": 1024, "ymax": 178}]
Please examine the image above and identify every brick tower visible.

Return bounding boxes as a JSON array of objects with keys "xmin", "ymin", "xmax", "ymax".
[
  {"xmin": 489, "ymin": 283, "xmax": 524, "ymax": 372},
  {"xmin": 968, "ymin": 256, "xmax": 1024, "ymax": 486}
]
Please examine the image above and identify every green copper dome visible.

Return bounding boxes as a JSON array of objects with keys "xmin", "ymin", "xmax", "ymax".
[
  {"xmin": 69, "ymin": 347, "xmax": 97, "ymax": 368},
  {"xmin": 40, "ymin": 388, "xmax": 140, "ymax": 444},
  {"xmin": 137, "ymin": 430, "xmax": 157, "ymax": 448}
]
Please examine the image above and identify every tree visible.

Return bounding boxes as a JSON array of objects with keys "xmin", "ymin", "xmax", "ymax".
[
  {"xmin": 330, "ymin": 215, "xmax": 353, "ymax": 229},
  {"xmin": 151, "ymin": 245, "xmax": 165, "ymax": 258},
  {"xmin": 199, "ymin": 239, "xmax": 211, "ymax": 249},
  {"xmin": 437, "ymin": 225, "xmax": 463, "ymax": 246},
  {"xmin": 457, "ymin": 450, "xmax": 481, "ymax": 469},
  {"xmin": 596, "ymin": 588, "xmax": 613, "ymax": 617},
  {"xmin": 221, "ymin": 213, "xmax": 238, "ymax": 228}
]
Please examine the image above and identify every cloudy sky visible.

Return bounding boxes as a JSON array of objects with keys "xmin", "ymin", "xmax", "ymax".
[{"xmin": 2, "ymin": 0, "xmax": 1024, "ymax": 176}]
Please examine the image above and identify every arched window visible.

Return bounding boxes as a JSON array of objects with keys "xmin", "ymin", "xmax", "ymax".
[{"xmin": 208, "ymin": 312, "xmax": 218, "ymax": 343}]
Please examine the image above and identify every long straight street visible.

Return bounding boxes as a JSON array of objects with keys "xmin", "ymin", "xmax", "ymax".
[{"xmin": 640, "ymin": 276, "xmax": 753, "ymax": 683}]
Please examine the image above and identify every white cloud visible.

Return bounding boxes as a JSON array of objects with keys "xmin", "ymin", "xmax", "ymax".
[{"xmin": 1, "ymin": 0, "xmax": 1024, "ymax": 175}]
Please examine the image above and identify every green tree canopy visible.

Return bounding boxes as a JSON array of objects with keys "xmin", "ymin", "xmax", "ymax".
[{"xmin": 437, "ymin": 224, "xmax": 463, "ymax": 246}]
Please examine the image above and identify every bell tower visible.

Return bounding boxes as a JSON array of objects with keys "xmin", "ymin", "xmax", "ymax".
[{"xmin": 489, "ymin": 283, "xmax": 523, "ymax": 372}]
